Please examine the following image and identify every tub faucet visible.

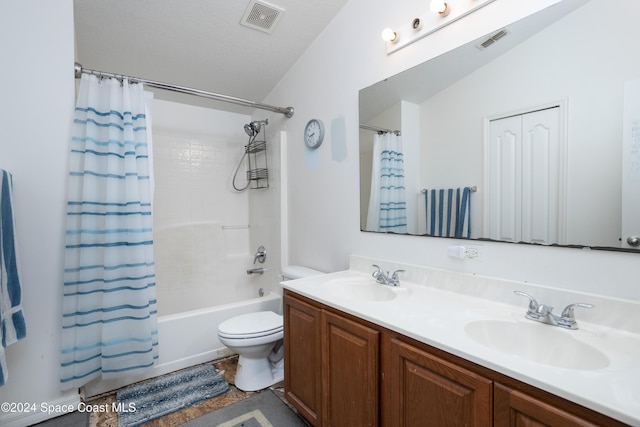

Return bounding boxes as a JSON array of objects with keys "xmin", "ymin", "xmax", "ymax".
[
  {"xmin": 514, "ymin": 291, "xmax": 594, "ymax": 330},
  {"xmin": 371, "ymin": 265, "xmax": 405, "ymax": 286},
  {"xmin": 247, "ymin": 267, "xmax": 264, "ymax": 275}
]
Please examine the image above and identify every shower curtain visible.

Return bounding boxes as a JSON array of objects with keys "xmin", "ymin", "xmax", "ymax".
[
  {"xmin": 60, "ymin": 74, "xmax": 157, "ymax": 389},
  {"xmin": 366, "ymin": 132, "xmax": 407, "ymax": 233}
]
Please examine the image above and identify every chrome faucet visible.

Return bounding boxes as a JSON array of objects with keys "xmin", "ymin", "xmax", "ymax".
[
  {"xmin": 514, "ymin": 291, "xmax": 594, "ymax": 330},
  {"xmin": 253, "ymin": 245, "xmax": 267, "ymax": 264},
  {"xmin": 372, "ymin": 265, "xmax": 405, "ymax": 286}
]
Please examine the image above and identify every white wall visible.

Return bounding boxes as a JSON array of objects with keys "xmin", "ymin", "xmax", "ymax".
[
  {"xmin": 0, "ymin": 1, "xmax": 80, "ymax": 426},
  {"xmin": 266, "ymin": 0, "xmax": 639, "ymax": 301}
]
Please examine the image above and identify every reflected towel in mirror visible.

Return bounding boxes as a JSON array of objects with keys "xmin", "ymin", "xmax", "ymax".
[{"xmin": 423, "ymin": 187, "xmax": 471, "ymax": 238}]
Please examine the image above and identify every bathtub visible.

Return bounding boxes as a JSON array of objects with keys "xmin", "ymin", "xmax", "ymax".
[{"xmin": 82, "ymin": 290, "xmax": 281, "ymax": 398}]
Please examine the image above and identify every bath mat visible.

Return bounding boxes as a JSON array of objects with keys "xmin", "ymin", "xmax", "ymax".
[
  {"xmin": 116, "ymin": 363, "xmax": 230, "ymax": 427},
  {"xmin": 179, "ymin": 389, "xmax": 308, "ymax": 427}
]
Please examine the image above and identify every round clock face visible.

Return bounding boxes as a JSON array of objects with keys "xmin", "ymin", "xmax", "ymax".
[{"xmin": 304, "ymin": 119, "xmax": 324, "ymax": 149}]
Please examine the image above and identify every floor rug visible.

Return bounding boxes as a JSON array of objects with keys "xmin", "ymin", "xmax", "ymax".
[
  {"xmin": 116, "ymin": 363, "xmax": 230, "ymax": 427},
  {"xmin": 179, "ymin": 390, "xmax": 308, "ymax": 427},
  {"xmin": 33, "ymin": 410, "xmax": 89, "ymax": 427}
]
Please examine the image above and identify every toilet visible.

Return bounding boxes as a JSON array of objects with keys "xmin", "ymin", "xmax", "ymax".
[{"xmin": 217, "ymin": 265, "xmax": 323, "ymax": 391}]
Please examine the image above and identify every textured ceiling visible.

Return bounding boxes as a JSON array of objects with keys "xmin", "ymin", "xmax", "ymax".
[{"xmin": 74, "ymin": 0, "xmax": 349, "ymax": 114}]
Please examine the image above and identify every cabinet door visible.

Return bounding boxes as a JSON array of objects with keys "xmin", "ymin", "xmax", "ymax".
[
  {"xmin": 494, "ymin": 383, "xmax": 601, "ymax": 427},
  {"xmin": 322, "ymin": 310, "xmax": 380, "ymax": 427},
  {"xmin": 385, "ymin": 337, "xmax": 492, "ymax": 427},
  {"xmin": 284, "ymin": 293, "xmax": 323, "ymax": 427}
]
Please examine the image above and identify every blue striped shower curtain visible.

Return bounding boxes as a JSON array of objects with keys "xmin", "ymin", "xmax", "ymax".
[
  {"xmin": 60, "ymin": 74, "xmax": 158, "ymax": 389},
  {"xmin": 366, "ymin": 132, "xmax": 407, "ymax": 233}
]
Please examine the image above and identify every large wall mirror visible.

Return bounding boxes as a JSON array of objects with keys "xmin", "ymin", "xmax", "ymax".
[{"xmin": 359, "ymin": 0, "xmax": 640, "ymax": 251}]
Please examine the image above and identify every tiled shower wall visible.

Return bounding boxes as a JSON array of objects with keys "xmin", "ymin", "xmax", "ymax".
[{"xmin": 152, "ymin": 129, "xmax": 256, "ymax": 316}]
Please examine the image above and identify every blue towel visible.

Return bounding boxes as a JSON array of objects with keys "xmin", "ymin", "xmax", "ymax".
[
  {"xmin": 424, "ymin": 187, "xmax": 472, "ymax": 238},
  {"xmin": 0, "ymin": 170, "xmax": 26, "ymax": 386}
]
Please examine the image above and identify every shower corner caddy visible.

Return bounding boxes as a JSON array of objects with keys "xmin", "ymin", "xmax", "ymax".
[{"xmin": 246, "ymin": 139, "xmax": 269, "ymax": 189}]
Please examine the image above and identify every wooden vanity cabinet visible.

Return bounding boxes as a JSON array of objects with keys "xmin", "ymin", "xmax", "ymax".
[
  {"xmin": 322, "ymin": 310, "xmax": 380, "ymax": 427},
  {"xmin": 284, "ymin": 291, "xmax": 380, "ymax": 427},
  {"xmin": 283, "ymin": 290, "xmax": 627, "ymax": 427},
  {"xmin": 284, "ymin": 292, "xmax": 323, "ymax": 426},
  {"xmin": 493, "ymin": 383, "xmax": 604, "ymax": 427},
  {"xmin": 384, "ymin": 335, "xmax": 492, "ymax": 426}
]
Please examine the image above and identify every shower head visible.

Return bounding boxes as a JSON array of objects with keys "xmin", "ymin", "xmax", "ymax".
[
  {"xmin": 249, "ymin": 120, "xmax": 264, "ymax": 134},
  {"xmin": 243, "ymin": 119, "xmax": 268, "ymax": 137}
]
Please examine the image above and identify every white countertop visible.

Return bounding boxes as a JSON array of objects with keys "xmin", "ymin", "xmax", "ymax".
[{"xmin": 281, "ymin": 256, "xmax": 640, "ymax": 425}]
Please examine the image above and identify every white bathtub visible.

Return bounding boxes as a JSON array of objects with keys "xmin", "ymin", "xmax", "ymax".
[{"xmin": 83, "ymin": 290, "xmax": 281, "ymax": 398}]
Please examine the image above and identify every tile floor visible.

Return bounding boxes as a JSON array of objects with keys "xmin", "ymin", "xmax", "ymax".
[{"xmin": 85, "ymin": 355, "xmax": 293, "ymax": 427}]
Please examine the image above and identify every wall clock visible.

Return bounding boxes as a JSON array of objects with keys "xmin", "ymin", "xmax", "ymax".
[{"xmin": 304, "ymin": 119, "xmax": 325, "ymax": 149}]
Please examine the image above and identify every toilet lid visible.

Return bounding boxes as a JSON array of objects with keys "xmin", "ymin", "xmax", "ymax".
[{"xmin": 218, "ymin": 311, "xmax": 283, "ymax": 338}]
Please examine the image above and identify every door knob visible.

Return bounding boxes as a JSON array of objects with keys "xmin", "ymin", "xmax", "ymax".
[{"xmin": 626, "ymin": 236, "xmax": 640, "ymax": 247}]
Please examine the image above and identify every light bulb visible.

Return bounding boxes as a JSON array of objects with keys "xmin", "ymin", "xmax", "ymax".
[
  {"xmin": 381, "ymin": 28, "xmax": 399, "ymax": 43},
  {"xmin": 430, "ymin": 0, "xmax": 451, "ymax": 16}
]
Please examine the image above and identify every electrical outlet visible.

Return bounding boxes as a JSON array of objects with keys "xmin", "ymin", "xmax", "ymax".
[{"xmin": 465, "ymin": 245, "xmax": 481, "ymax": 259}]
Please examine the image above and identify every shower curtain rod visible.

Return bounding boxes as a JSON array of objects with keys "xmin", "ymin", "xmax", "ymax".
[
  {"xmin": 74, "ymin": 63, "xmax": 295, "ymax": 118},
  {"xmin": 359, "ymin": 123, "xmax": 400, "ymax": 135}
]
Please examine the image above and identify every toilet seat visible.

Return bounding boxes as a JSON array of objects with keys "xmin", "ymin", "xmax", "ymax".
[{"xmin": 218, "ymin": 311, "xmax": 283, "ymax": 339}]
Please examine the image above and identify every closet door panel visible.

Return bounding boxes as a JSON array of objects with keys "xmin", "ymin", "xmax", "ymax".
[
  {"xmin": 487, "ymin": 115, "xmax": 522, "ymax": 242},
  {"xmin": 522, "ymin": 107, "xmax": 560, "ymax": 245}
]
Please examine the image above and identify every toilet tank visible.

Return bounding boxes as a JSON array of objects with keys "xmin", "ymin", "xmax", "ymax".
[{"xmin": 281, "ymin": 265, "xmax": 324, "ymax": 280}]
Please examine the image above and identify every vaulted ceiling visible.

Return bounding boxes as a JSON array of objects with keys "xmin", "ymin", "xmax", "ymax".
[{"xmin": 74, "ymin": 0, "xmax": 349, "ymax": 114}]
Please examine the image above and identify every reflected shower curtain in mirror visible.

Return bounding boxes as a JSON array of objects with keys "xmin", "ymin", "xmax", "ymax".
[
  {"xmin": 366, "ymin": 132, "xmax": 407, "ymax": 233},
  {"xmin": 60, "ymin": 74, "xmax": 157, "ymax": 389}
]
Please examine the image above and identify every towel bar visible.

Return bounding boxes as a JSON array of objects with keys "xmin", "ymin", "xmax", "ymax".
[{"xmin": 421, "ymin": 186, "xmax": 476, "ymax": 193}]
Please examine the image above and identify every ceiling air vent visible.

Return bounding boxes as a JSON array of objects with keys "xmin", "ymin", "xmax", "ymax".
[
  {"xmin": 477, "ymin": 29, "xmax": 509, "ymax": 50},
  {"xmin": 240, "ymin": 0, "xmax": 285, "ymax": 34}
]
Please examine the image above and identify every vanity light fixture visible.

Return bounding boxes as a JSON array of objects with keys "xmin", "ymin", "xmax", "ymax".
[
  {"xmin": 381, "ymin": 28, "xmax": 400, "ymax": 43},
  {"xmin": 383, "ymin": 0, "xmax": 498, "ymax": 54},
  {"xmin": 411, "ymin": 18, "xmax": 424, "ymax": 31},
  {"xmin": 430, "ymin": 0, "xmax": 451, "ymax": 17}
]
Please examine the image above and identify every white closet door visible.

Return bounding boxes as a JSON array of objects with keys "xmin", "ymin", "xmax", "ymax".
[
  {"xmin": 486, "ymin": 115, "xmax": 522, "ymax": 242},
  {"xmin": 485, "ymin": 107, "xmax": 561, "ymax": 244},
  {"xmin": 521, "ymin": 108, "xmax": 560, "ymax": 244}
]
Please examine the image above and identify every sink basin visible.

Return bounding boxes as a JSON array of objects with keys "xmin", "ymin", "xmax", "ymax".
[
  {"xmin": 325, "ymin": 278, "xmax": 397, "ymax": 302},
  {"xmin": 464, "ymin": 319, "xmax": 609, "ymax": 370}
]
